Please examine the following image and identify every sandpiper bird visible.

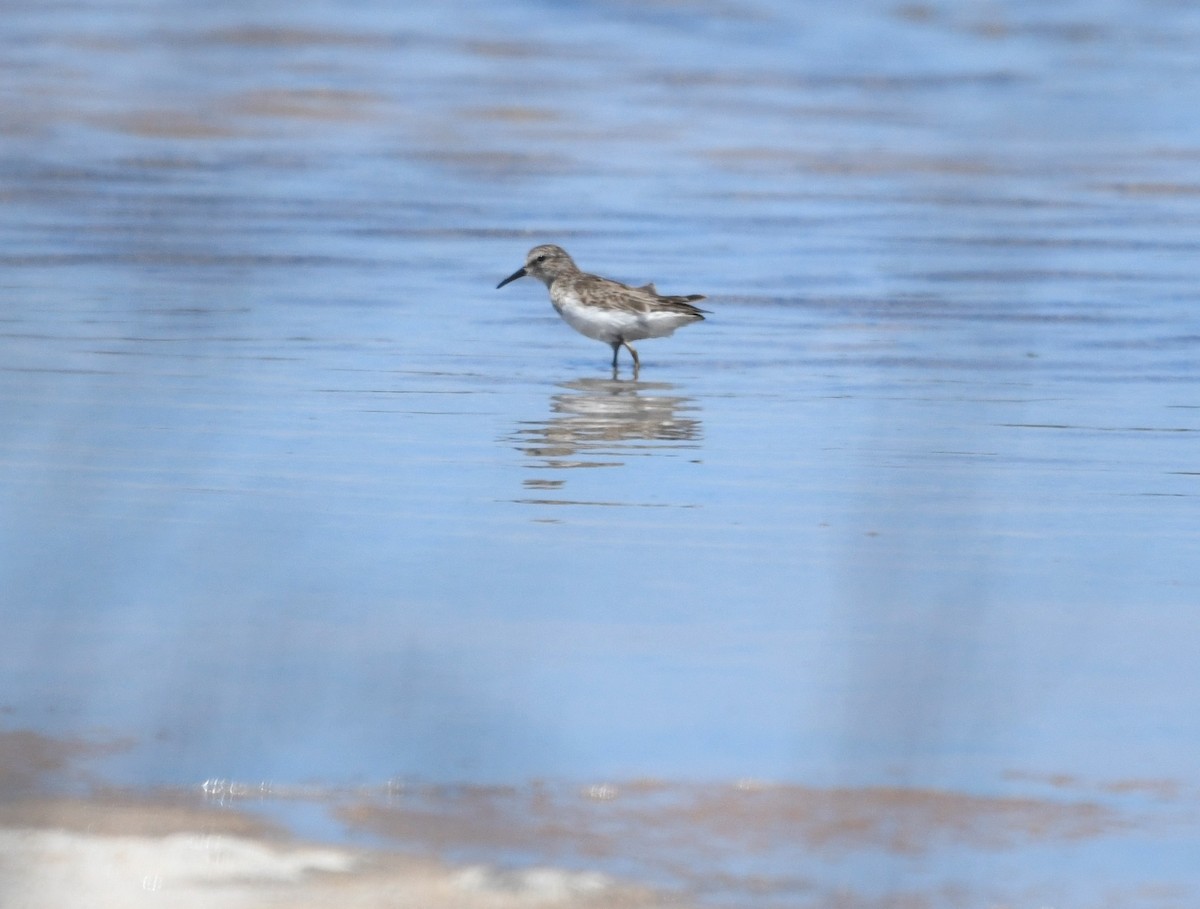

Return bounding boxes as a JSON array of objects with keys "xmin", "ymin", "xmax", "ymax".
[{"xmin": 496, "ymin": 244, "xmax": 707, "ymax": 370}]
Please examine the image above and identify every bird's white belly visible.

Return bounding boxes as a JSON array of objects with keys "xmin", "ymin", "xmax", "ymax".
[
  {"xmin": 553, "ymin": 297, "xmax": 629, "ymax": 342},
  {"xmin": 552, "ymin": 293, "xmax": 689, "ymax": 343}
]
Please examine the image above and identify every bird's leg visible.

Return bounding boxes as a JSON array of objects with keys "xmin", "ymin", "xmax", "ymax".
[
  {"xmin": 610, "ymin": 342, "xmax": 621, "ymax": 369},
  {"xmin": 622, "ymin": 341, "xmax": 640, "ymax": 373}
]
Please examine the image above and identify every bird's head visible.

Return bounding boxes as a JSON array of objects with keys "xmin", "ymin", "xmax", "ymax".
[{"xmin": 496, "ymin": 244, "xmax": 577, "ymax": 289}]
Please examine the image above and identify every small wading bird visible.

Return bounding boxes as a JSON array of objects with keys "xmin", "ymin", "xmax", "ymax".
[{"xmin": 496, "ymin": 244, "xmax": 707, "ymax": 372}]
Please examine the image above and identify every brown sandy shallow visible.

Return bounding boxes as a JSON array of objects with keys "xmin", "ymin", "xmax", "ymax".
[
  {"xmin": 2, "ymin": 730, "xmax": 1195, "ymax": 909},
  {"xmin": 0, "ymin": 794, "xmax": 667, "ymax": 909},
  {"xmin": 0, "ymin": 731, "xmax": 668, "ymax": 909},
  {"xmin": 0, "ymin": 777, "xmax": 1183, "ymax": 909}
]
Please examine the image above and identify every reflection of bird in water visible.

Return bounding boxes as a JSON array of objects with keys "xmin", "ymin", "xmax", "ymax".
[
  {"xmin": 513, "ymin": 377, "xmax": 702, "ymax": 471},
  {"xmin": 496, "ymin": 244, "xmax": 707, "ymax": 373}
]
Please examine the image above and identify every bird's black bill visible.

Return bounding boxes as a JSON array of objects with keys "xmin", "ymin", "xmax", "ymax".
[{"xmin": 496, "ymin": 267, "xmax": 527, "ymax": 289}]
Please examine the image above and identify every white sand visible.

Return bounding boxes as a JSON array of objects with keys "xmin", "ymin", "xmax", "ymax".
[{"xmin": 0, "ymin": 825, "xmax": 664, "ymax": 909}]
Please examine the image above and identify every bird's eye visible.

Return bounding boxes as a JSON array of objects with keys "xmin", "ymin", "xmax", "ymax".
[{"xmin": 532, "ymin": 255, "xmax": 546, "ymax": 264}]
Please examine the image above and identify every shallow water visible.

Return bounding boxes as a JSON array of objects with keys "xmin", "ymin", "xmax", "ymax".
[{"xmin": 2, "ymin": 0, "xmax": 1200, "ymax": 906}]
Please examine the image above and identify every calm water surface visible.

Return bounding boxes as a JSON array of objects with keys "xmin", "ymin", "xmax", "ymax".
[{"xmin": 2, "ymin": 1, "xmax": 1199, "ymax": 905}]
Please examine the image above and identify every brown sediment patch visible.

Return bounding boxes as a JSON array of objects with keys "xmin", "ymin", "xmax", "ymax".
[
  {"xmin": 0, "ymin": 792, "xmax": 281, "ymax": 839},
  {"xmin": 894, "ymin": 3, "xmax": 938, "ymax": 23},
  {"xmin": 462, "ymin": 106, "xmax": 563, "ymax": 124},
  {"xmin": 402, "ymin": 149, "xmax": 576, "ymax": 177},
  {"xmin": 336, "ymin": 779, "xmax": 1130, "ymax": 860},
  {"xmin": 1094, "ymin": 182, "xmax": 1200, "ymax": 197},
  {"xmin": 1002, "ymin": 768, "xmax": 1083, "ymax": 789},
  {"xmin": 98, "ymin": 110, "xmax": 239, "ymax": 140},
  {"xmin": 0, "ymin": 729, "xmax": 133, "ymax": 796},
  {"xmin": 200, "ymin": 26, "xmax": 400, "ymax": 49},
  {"xmin": 673, "ymin": 784, "xmax": 1124, "ymax": 855},
  {"xmin": 462, "ymin": 40, "xmax": 556, "ymax": 60},
  {"xmin": 704, "ymin": 147, "xmax": 1002, "ymax": 177},
  {"xmin": 1099, "ymin": 778, "xmax": 1183, "ymax": 800},
  {"xmin": 1008, "ymin": 770, "xmax": 1187, "ymax": 802},
  {"xmin": 114, "ymin": 155, "xmax": 222, "ymax": 171},
  {"xmin": 966, "ymin": 18, "xmax": 1105, "ymax": 43},
  {"xmin": 651, "ymin": 68, "xmax": 1019, "ymax": 90},
  {"xmin": 227, "ymin": 88, "xmax": 385, "ymax": 121}
]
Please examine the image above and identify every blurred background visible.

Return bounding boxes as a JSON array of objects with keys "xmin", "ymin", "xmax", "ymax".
[{"xmin": 2, "ymin": 1, "xmax": 1199, "ymax": 906}]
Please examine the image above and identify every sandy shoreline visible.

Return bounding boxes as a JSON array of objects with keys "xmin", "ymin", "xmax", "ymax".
[
  {"xmin": 1, "ymin": 730, "xmax": 1195, "ymax": 908},
  {"xmin": 0, "ymin": 795, "xmax": 665, "ymax": 909}
]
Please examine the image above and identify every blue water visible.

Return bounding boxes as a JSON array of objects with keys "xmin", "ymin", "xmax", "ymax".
[{"xmin": 2, "ymin": 0, "xmax": 1199, "ymax": 905}]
